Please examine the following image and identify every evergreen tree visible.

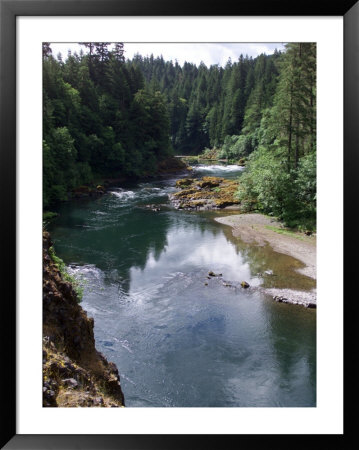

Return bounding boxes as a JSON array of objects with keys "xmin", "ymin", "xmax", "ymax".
[
  {"xmin": 237, "ymin": 43, "xmax": 316, "ymax": 229},
  {"xmin": 43, "ymin": 42, "xmax": 175, "ymax": 208},
  {"xmin": 43, "ymin": 40, "xmax": 314, "ymax": 228}
]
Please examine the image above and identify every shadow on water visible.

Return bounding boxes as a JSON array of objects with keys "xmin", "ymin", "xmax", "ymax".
[
  {"xmin": 48, "ymin": 193, "xmax": 171, "ymax": 294},
  {"xmin": 48, "ymin": 194, "xmax": 230, "ymax": 296}
]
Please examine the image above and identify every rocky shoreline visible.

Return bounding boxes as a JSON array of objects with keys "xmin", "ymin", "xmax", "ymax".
[
  {"xmin": 263, "ymin": 287, "xmax": 317, "ymax": 308},
  {"xmin": 169, "ymin": 178, "xmax": 317, "ymax": 309},
  {"xmin": 43, "ymin": 231, "xmax": 125, "ymax": 407},
  {"xmin": 215, "ymin": 213, "xmax": 317, "ymax": 308}
]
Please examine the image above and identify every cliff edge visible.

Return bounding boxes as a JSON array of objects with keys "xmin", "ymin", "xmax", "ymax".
[{"xmin": 42, "ymin": 231, "xmax": 125, "ymax": 407}]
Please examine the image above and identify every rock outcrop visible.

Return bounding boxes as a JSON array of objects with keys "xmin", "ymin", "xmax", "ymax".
[
  {"xmin": 43, "ymin": 231, "xmax": 125, "ymax": 407},
  {"xmin": 170, "ymin": 176, "xmax": 240, "ymax": 210},
  {"xmin": 156, "ymin": 156, "xmax": 190, "ymax": 174}
]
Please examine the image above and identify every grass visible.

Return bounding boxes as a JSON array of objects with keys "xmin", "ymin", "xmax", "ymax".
[
  {"xmin": 43, "ymin": 211, "xmax": 59, "ymax": 221},
  {"xmin": 48, "ymin": 246, "xmax": 84, "ymax": 302},
  {"xmin": 43, "ymin": 211, "xmax": 59, "ymax": 229},
  {"xmin": 265, "ymin": 225, "xmax": 306, "ymax": 240},
  {"xmin": 43, "ymin": 344, "xmax": 123, "ymax": 407}
]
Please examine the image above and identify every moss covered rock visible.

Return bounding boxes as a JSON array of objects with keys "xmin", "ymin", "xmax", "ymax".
[
  {"xmin": 170, "ymin": 176, "xmax": 240, "ymax": 210},
  {"xmin": 196, "ymin": 176, "xmax": 223, "ymax": 188},
  {"xmin": 175, "ymin": 178, "xmax": 195, "ymax": 188}
]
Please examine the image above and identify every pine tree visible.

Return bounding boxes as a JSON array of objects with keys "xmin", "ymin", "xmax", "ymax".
[{"xmin": 267, "ymin": 43, "xmax": 316, "ymax": 170}]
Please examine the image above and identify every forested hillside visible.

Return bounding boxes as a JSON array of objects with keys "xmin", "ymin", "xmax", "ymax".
[
  {"xmin": 236, "ymin": 43, "xmax": 316, "ymax": 228},
  {"xmin": 131, "ymin": 50, "xmax": 281, "ymax": 154},
  {"xmin": 43, "ymin": 43, "xmax": 172, "ymax": 207},
  {"xmin": 43, "ymin": 42, "xmax": 316, "ymax": 228}
]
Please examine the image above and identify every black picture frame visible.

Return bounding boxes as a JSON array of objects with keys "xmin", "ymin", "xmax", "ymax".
[{"xmin": 1, "ymin": 0, "xmax": 357, "ymax": 448}]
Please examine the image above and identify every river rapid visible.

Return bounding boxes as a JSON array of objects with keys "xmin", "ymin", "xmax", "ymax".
[{"xmin": 48, "ymin": 164, "xmax": 316, "ymax": 407}]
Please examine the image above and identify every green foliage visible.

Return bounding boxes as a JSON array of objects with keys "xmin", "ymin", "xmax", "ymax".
[
  {"xmin": 43, "ymin": 42, "xmax": 316, "ymax": 230},
  {"xmin": 132, "ymin": 50, "xmax": 281, "ymax": 154},
  {"xmin": 43, "ymin": 211, "xmax": 59, "ymax": 229},
  {"xmin": 219, "ymin": 135, "xmax": 252, "ymax": 160},
  {"xmin": 237, "ymin": 149, "xmax": 316, "ymax": 230},
  {"xmin": 43, "ymin": 211, "xmax": 58, "ymax": 221},
  {"xmin": 237, "ymin": 149, "xmax": 291, "ymax": 214},
  {"xmin": 48, "ymin": 246, "xmax": 84, "ymax": 302},
  {"xmin": 236, "ymin": 44, "xmax": 316, "ymax": 230},
  {"xmin": 200, "ymin": 147, "xmax": 220, "ymax": 160},
  {"xmin": 265, "ymin": 225, "xmax": 306, "ymax": 240},
  {"xmin": 43, "ymin": 44, "xmax": 174, "ymax": 207},
  {"xmin": 292, "ymin": 152, "xmax": 316, "ymax": 229}
]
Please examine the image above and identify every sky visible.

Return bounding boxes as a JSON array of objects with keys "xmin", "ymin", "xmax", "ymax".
[{"xmin": 49, "ymin": 42, "xmax": 286, "ymax": 67}]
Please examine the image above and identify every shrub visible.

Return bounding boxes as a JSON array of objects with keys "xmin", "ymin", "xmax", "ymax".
[
  {"xmin": 220, "ymin": 135, "xmax": 253, "ymax": 160},
  {"xmin": 236, "ymin": 148, "xmax": 316, "ymax": 230},
  {"xmin": 48, "ymin": 246, "xmax": 83, "ymax": 302}
]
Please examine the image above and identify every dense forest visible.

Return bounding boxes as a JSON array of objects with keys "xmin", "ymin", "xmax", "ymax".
[{"xmin": 43, "ymin": 42, "xmax": 316, "ymax": 229}]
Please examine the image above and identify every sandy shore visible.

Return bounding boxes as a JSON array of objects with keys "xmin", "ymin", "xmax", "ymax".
[{"xmin": 215, "ymin": 213, "xmax": 317, "ymax": 307}]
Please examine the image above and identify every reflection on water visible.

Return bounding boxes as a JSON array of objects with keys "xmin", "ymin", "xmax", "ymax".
[
  {"xmin": 217, "ymin": 223, "xmax": 316, "ymax": 291},
  {"xmin": 49, "ymin": 166, "xmax": 316, "ymax": 407}
]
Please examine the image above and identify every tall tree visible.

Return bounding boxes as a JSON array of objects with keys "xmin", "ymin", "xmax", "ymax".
[{"xmin": 266, "ymin": 43, "xmax": 316, "ymax": 170}]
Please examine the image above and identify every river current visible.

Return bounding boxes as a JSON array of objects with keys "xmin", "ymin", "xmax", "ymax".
[{"xmin": 48, "ymin": 164, "xmax": 316, "ymax": 407}]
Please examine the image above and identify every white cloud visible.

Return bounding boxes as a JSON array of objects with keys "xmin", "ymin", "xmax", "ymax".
[{"xmin": 49, "ymin": 42, "xmax": 286, "ymax": 67}]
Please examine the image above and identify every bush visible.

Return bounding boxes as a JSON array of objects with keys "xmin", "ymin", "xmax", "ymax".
[
  {"xmin": 50, "ymin": 185, "xmax": 68, "ymax": 202},
  {"xmin": 220, "ymin": 134, "xmax": 253, "ymax": 160},
  {"xmin": 43, "ymin": 211, "xmax": 59, "ymax": 228},
  {"xmin": 292, "ymin": 152, "xmax": 316, "ymax": 230},
  {"xmin": 48, "ymin": 246, "xmax": 83, "ymax": 302},
  {"xmin": 236, "ymin": 148, "xmax": 316, "ymax": 230}
]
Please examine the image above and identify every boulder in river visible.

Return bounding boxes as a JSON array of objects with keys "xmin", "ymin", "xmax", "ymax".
[
  {"xmin": 208, "ymin": 271, "xmax": 222, "ymax": 277},
  {"xmin": 170, "ymin": 176, "xmax": 240, "ymax": 211}
]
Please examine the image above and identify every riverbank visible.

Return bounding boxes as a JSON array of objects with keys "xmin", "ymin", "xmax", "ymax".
[
  {"xmin": 44, "ymin": 156, "xmax": 191, "ymax": 221},
  {"xmin": 43, "ymin": 231, "xmax": 125, "ymax": 407},
  {"xmin": 215, "ymin": 213, "xmax": 317, "ymax": 307},
  {"xmin": 73, "ymin": 157, "xmax": 190, "ymax": 198}
]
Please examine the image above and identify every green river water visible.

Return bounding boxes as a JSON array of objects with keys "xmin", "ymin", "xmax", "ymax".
[{"xmin": 48, "ymin": 164, "xmax": 316, "ymax": 407}]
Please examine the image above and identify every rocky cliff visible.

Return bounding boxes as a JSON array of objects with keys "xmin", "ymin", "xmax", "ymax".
[{"xmin": 42, "ymin": 231, "xmax": 125, "ymax": 407}]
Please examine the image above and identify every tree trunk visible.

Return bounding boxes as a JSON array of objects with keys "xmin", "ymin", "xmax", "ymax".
[{"xmin": 288, "ymin": 86, "xmax": 293, "ymax": 172}]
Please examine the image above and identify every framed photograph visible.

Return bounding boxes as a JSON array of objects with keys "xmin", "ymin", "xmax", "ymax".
[{"xmin": 1, "ymin": 0, "xmax": 356, "ymax": 448}]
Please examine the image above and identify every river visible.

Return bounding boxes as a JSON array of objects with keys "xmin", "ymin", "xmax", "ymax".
[{"xmin": 48, "ymin": 163, "xmax": 316, "ymax": 407}]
